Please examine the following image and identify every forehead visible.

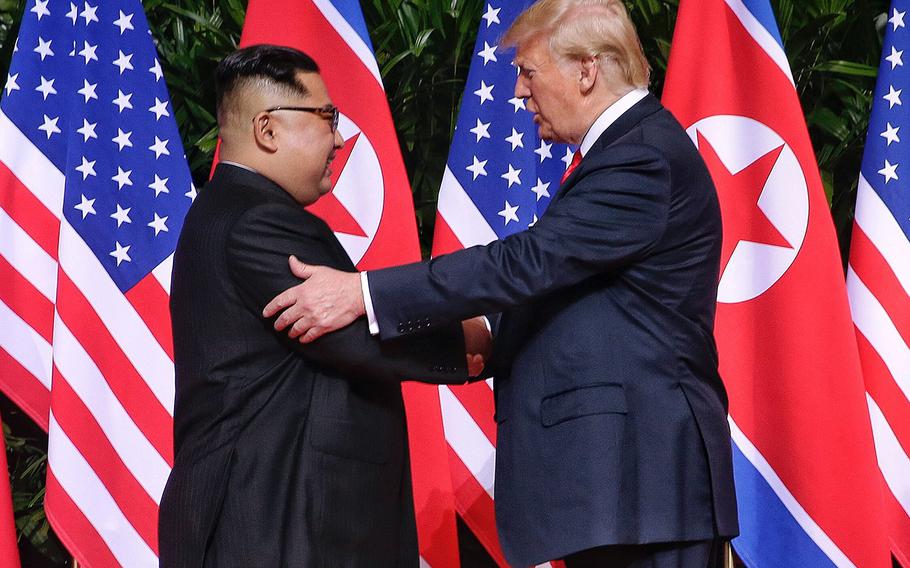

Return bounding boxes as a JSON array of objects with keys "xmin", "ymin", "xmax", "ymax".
[{"xmin": 514, "ymin": 34, "xmax": 552, "ymax": 67}]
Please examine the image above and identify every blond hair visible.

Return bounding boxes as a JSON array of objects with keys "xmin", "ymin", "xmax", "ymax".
[{"xmin": 502, "ymin": 0, "xmax": 650, "ymax": 89}]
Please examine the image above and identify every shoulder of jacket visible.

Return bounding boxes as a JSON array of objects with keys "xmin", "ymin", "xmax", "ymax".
[
  {"xmin": 588, "ymin": 138, "xmax": 671, "ymax": 171},
  {"xmin": 227, "ymin": 194, "xmax": 330, "ymax": 240}
]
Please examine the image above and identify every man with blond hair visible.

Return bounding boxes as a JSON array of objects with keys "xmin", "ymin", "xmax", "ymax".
[{"xmin": 262, "ymin": 1, "xmax": 739, "ymax": 565}]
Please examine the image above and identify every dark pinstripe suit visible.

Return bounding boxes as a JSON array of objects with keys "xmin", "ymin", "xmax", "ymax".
[{"xmin": 159, "ymin": 164, "xmax": 467, "ymax": 567}]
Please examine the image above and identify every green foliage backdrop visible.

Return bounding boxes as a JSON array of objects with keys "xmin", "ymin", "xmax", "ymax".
[{"xmin": 0, "ymin": 0, "xmax": 891, "ymax": 563}]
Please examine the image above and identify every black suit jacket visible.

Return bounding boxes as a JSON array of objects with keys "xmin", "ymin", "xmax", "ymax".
[
  {"xmin": 159, "ymin": 164, "xmax": 467, "ymax": 567},
  {"xmin": 367, "ymin": 95, "xmax": 739, "ymax": 566}
]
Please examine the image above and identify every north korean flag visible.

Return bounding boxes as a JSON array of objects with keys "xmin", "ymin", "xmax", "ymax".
[{"xmin": 663, "ymin": 0, "xmax": 890, "ymax": 566}]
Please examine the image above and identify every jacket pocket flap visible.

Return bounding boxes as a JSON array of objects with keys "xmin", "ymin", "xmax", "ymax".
[
  {"xmin": 540, "ymin": 383, "xmax": 627, "ymax": 427},
  {"xmin": 309, "ymin": 417, "xmax": 391, "ymax": 464}
]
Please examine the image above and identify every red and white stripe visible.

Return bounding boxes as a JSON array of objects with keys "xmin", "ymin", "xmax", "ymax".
[
  {"xmin": 433, "ymin": 166, "xmax": 560, "ymax": 568},
  {"xmin": 847, "ymin": 174, "xmax": 910, "ymax": 567},
  {"xmin": 0, "ymin": 110, "xmax": 174, "ymax": 567}
]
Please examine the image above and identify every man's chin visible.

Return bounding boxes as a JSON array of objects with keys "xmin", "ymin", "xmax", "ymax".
[
  {"xmin": 536, "ymin": 126, "xmax": 554, "ymax": 141},
  {"xmin": 317, "ymin": 181, "xmax": 333, "ymax": 196}
]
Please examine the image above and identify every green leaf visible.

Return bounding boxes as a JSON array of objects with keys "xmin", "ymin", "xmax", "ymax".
[{"xmin": 814, "ymin": 59, "xmax": 878, "ymax": 77}]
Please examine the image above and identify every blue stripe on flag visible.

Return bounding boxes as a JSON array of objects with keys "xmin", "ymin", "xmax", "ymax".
[
  {"xmin": 740, "ymin": 0, "xmax": 785, "ymax": 49},
  {"xmin": 327, "ymin": 0, "xmax": 375, "ymax": 53},
  {"xmin": 731, "ymin": 442, "xmax": 837, "ymax": 568}
]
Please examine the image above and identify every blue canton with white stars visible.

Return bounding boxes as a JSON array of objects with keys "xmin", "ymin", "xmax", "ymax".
[
  {"xmin": 862, "ymin": 1, "xmax": 910, "ymax": 238},
  {"xmin": 449, "ymin": 2, "xmax": 574, "ymax": 237},
  {"xmin": 2, "ymin": 0, "xmax": 193, "ymax": 292}
]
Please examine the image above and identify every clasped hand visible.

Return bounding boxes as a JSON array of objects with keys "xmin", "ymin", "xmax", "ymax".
[{"xmin": 263, "ymin": 256, "xmax": 490, "ymax": 376}]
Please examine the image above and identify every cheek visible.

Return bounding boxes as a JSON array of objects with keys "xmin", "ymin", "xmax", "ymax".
[{"xmin": 530, "ymin": 85, "xmax": 557, "ymax": 115}]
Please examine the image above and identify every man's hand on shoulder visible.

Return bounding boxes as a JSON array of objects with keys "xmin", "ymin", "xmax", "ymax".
[{"xmin": 263, "ymin": 255, "xmax": 364, "ymax": 343}]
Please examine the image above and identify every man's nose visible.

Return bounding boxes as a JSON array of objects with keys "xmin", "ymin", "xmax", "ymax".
[
  {"xmin": 334, "ymin": 129, "xmax": 344, "ymax": 149},
  {"xmin": 514, "ymin": 77, "xmax": 530, "ymax": 99}
]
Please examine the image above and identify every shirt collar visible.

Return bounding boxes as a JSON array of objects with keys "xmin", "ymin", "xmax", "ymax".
[
  {"xmin": 579, "ymin": 88, "xmax": 649, "ymax": 156},
  {"xmin": 219, "ymin": 160, "xmax": 258, "ymax": 173}
]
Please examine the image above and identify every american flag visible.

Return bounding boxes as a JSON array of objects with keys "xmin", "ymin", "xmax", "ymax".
[
  {"xmin": 0, "ymin": 0, "xmax": 192, "ymax": 565},
  {"xmin": 847, "ymin": 2, "xmax": 910, "ymax": 564},
  {"xmin": 429, "ymin": 2, "xmax": 572, "ymax": 564}
]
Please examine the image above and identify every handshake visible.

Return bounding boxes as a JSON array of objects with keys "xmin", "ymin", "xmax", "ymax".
[
  {"xmin": 461, "ymin": 316, "xmax": 493, "ymax": 378},
  {"xmin": 264, "ymin": 256, "xmax": 492, "ymax": 378}
]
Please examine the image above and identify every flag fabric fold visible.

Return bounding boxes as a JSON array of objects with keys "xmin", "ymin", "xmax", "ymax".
[
  {"xmin": 848, "ymin": 1, "xmax": 910, "ymax": 564},
  {"xmin": 663, "ymin": 1, "xmax": 890, "ymax": 566},
  {"xmin": 0, "ymin": 0, "xmax": 193, "ymax": 564}
]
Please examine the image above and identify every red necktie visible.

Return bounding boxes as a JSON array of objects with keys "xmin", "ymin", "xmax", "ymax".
[{"xmin": 561, "ymin": 150, "xmax": 583, "ymax": 184}]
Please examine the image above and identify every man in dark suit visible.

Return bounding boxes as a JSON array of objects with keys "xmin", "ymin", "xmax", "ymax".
[
  {"xmin": 159, "ymin": 45, "xmax": 489, "ymax": 567},
  {"xmin": 263, "ymin": 1, "xmax": 739, "ymax": 565}
]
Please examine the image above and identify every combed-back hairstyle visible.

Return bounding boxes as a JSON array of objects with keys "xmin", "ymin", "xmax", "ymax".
[
  {"xmin": 502, "ymin": 0, "xmax": 650, "ymax": 89},
  {"xmin": 215, "ymin": 44, "xmax": 320, "ymax": 126}
]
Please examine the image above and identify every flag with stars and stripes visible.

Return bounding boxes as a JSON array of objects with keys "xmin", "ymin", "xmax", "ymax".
[
  {"xmin": 664, "ymin": 0, "xmax": 891, "ymax": 566},
  {"xmin": 0, "ymin": 0, "xmax": 193, "ymax": 565},
  {"xmin": 429, "ymin": 1, "xmax": 573, "ymax": 564},
  {"xmin": 848, "ymin": 2, "xmax": 910, "ymax": 564}
]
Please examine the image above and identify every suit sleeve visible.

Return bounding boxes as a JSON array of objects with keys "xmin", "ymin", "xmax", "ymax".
[
  {"xmin": 369, "ymin": 142, "xmax": 670, "ymax": 340},
  {"xmin": 225, "ymin": 202, "xmax": 468, "ymax": 384}
]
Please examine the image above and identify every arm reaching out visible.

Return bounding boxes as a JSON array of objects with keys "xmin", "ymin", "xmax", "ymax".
[
  {"xmin": 266, "ymin": 143, "xmax": 671, "ymax": 344},
  {"xmin": 264, "ymin": 257, "xmax": 492, "ymax": 376}
]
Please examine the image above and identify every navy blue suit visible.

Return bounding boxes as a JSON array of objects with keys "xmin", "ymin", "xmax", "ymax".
[{"xmin": 368, "ymin": 95, "xmax": 739, "ymax": 565}]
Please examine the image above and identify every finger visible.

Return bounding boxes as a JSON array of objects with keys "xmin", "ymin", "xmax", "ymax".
[
  {"xmin": 263, "ymin": 292, "xmax": 294, "ymax": 318},
  {"xmin": 288, "ymin": 317, "xmax": 312, "ymax": 339},
  {"xmin": 273, "ymin": 304, "xmax": 304, "ymax": 331},
  {"xmin": 467, "ymin": 354, "xmax": 484, "ymax": 376},
  {"xmin": 300, "ymin": 327, "xmax": 323, "ymax": 344},
  {"xmin": 288, "ymin": 255, "xmax": 314, "ymax": 279}
]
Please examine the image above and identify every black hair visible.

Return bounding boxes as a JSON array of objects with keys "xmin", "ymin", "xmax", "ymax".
[{"xmin": 215, "ymin": 44, "xmax": 320, "ymax": 114}]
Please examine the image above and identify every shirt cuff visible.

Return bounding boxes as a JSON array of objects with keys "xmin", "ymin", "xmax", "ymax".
[{"xmin": 361, "ymin": 271, "xmax": 379, "ymax": 335}]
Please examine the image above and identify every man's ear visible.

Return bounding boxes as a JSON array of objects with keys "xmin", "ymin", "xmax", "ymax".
[
  {"xmin": 579, "ymin": 55, "xmax": 598, "ymax": 94},
  {"xmin": 252, "ymin": 112, "xmax": 279, "ymax": 152}
]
